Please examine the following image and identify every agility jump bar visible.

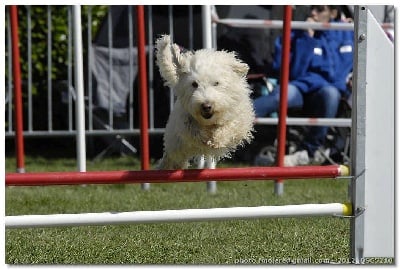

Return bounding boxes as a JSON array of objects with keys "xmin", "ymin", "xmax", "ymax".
[
  {"xmin": 6, "ymin": 165, "xmax": 349, "ymax": 186},
  {"xmin": 5, "ymin": 203, "xmax": 352, "ymax": 228}
]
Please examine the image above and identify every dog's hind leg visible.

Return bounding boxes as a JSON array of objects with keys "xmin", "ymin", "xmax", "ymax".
[{"xmin": 157, "ymin": 153, "xmax": 190, "ymax": 170}]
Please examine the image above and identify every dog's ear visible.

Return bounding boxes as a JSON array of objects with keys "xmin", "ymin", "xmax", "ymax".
[
  {"xmin": 155, "ymin": 35, "xmax": 182, "ymax": 88},
  {"xmin": 230, "ymin": 54, "xmax": 249, "ymax": 78},
  {"xmin": 175, "ymin": 51, "xmax": 192, "ymax": 77},
  {"xmin": 171, "ymin": 44, "xmax": 191, "ymax": 75}
]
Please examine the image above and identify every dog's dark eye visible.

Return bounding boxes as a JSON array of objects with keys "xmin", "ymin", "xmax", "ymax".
[
  {"xmin": 192, "ymin": 81, "xmax": 198, "ymax": 88},
  {"xmin": 213, "ymin": 81, "xmax": 219, "ymax": 86}
]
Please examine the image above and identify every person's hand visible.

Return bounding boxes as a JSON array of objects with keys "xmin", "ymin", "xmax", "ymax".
[
  {"xmin": 346, "ymin": 72, "xmax": 353, "ymax": 91},
  {"xmin": 306, "ymin": 17, "xmax": 316, "ymax": 37},
  {"xmin": 341, "ymin": 14, "xmax": 353, "ymax": 23}
]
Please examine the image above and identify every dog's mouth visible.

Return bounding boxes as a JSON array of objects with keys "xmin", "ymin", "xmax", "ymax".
[{"xmin": 201, "ymin": 111, "xmax": 213, "ymax": 119}]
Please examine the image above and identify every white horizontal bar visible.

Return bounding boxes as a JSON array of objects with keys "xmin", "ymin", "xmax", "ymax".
[
  {"xmin": 5, "ymin": 203, "xmax": 350, "ymax": 228},
  {"xmin": 214, "ymin": 18, "xmax": 355, "ymax": 30},
  {"xmin": 214, "ymin": 18, "xmax": 393, "ymax": 31},
  {"xmin": 255, "ymin": 117, "xmax": 351, "ymax": 127},
  {"xmin": 4, "ymin": 128, "xmax": 166, "ymax": 138}
]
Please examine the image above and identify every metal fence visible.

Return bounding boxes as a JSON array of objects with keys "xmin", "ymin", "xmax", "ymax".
[{"xmin": 5, "ymin": 6, "xmax": 204, "ymax": 139}]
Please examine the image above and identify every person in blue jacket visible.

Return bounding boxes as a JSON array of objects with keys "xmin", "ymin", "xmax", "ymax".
[{"xmin": 253, "ymin": 5, "xmax": 354, "ymax": 166}]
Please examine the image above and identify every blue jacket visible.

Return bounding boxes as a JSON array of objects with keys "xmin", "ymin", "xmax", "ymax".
[{"xmin": 273, "ymin": 21, "xmax": 354, "ymax": 94}]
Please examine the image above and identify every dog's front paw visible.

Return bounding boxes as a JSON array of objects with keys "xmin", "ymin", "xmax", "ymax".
[
  {"xmin": 203, "ymin": 139, "xmax": 221, "ymax": 149},
  {"xmin": 157, "ymin": 154, "xmax": 190, "ymax": 170},
  {"xmin": 206, "ymin": 140, "xmax": 215, "ymax": 148}
]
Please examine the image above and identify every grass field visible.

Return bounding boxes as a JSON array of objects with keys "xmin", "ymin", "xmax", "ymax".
[{"xmin": 5, "ymin": 155, "xmax": 351, "ymax": 264}]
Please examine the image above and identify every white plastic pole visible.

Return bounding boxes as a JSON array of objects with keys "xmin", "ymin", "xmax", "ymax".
[
  {"xmin": 5, "ymin": 203, "xmax": 350, "ymax": 228},
  {"xmin": 213, "ymin": 18, "xmax": 393, "ymax": 31},
  {"xmin": 255, "ymin": 117, "xmax": 351, "ymax": 127},
  {"xmin": 206, "ymin": 155, "xmax": 217, "ymax": 193},
  {"xmin": 202, "ymin": 5, "xmax": 212, "ymax": 49},
  {"xmin": 72, "ymin": 6, "xmax": 86, "ymax": 172},
  {"xmin": 215, "ymin": 18, "xmax": 355, "ymax": 30},
  {"xmin": 202, "ymin": 5, "xmax": 216, "ymax": 193}
]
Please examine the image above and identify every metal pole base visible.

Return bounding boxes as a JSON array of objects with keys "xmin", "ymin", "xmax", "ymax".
[
  {"xmin": 274, "ymin": 181, "xmax": 284, "ymax": 196},
  {"xmin": 207, "ymin": 181, "xmax": 217, "ymax": 194},
  {"xmin": 141, "ymin": 183, "xmax": 150, "ymax": 191},
  {"xmin": 16, "ymin": 168, "xmax": 25, "ymax": 173}
]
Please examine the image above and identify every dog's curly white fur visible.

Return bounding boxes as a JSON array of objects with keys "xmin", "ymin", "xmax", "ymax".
[{"xmin": 155, "ymin": 35, "xmax": 255, "ymax": 169}]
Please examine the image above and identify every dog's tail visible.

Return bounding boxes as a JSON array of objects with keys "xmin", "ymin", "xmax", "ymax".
[{"xmin": 155, "ymin": 35, "xmax": 182, "ymax": 88}]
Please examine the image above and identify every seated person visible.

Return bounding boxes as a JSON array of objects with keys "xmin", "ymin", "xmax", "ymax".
[{"xmin": 253, "ymin": 5, "xmax": 354, "ymax": 166}]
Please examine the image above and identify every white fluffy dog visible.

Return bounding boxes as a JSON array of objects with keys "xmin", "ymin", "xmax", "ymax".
[{"xmin": 155, "ymin": 35, "xmax": 255, "ymax": 169}]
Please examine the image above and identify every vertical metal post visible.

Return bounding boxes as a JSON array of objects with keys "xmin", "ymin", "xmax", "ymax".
[
  {"xmin": 68, "ymin": 7, "xmax": 73, "ymax": 132},
  {"xmin": 128, "ymin": 6, "xmax": 135, "ymax": 131},
  {"xmin": 136, "ymin": 5, "xmax": 150, "ymax": 190},
  {"xmin": 274, "ymin": 5, "xmax": 292, "ymax": 195},
  {"xmin": 26, "ymin": 6, "xmax": 33, "ymax": 133},
  {"xmin": 202, "ymin": 5, "xmax": 212, "ymax": 48},
  {"xmin": 47, "ymin": 6, "xmax": 53, "ymax": 132},
  {"xmin": 7, "ymin": 9, "xmax": 13, "ymax": 135},
  {"xmin": 350, "ymin": 6, "xmax": 367, "ymax": 263},
  {"xmin": 168, "ymin": 6, "xmax": 175, "ymax": 113},
  {"xmin": 188, "ymin": 5, "xmax": 193, "ymax": 50},
  {"xmin": 10, "ymin": 5, "xmax": 25, "ymax": 173},
  {"xmin": 72, "ymin": 5, "xmax": 86, "ymax": 172},
  {"xmin": 87, "ymin": 7, "xmax": 94, "ymax": 132},
  {"xmin": 147, "ymin": 6, "xmax": 155, "ymax": 131},
  {"xmin": 350, "ymin": 6, "xmax": 394, "ymax": 263},
  {"xmin": 107, "ymin": 9, "xmax": 114, "ymax": 129},
  {"xmin": 211, "ymin": 7, "xmax": 218, "ymax": 49}
]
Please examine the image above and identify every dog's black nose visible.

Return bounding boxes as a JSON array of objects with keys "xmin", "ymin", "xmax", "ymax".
[
  {"xmin": 201, "ymin": 102, "xmax": 214, "ymax": 119},
  {"xmin": 201, "ymin": 103, "xmax": 212, "ymax": 113}
]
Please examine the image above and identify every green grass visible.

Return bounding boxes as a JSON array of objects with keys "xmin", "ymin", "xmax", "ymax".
[{"xmin": 5, "ymin": 155, "xmax": 351, "ymax": 264}]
